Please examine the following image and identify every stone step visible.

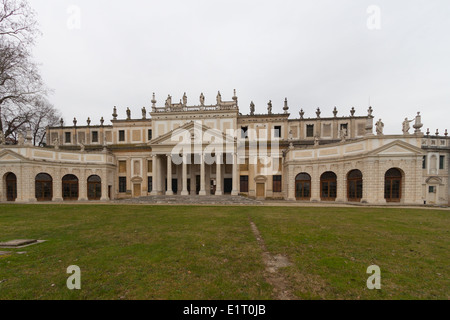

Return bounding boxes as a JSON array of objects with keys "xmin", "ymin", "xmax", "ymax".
[{"xmin": 117, "ymin": 195, "xmax": 262, "ymax": 205}]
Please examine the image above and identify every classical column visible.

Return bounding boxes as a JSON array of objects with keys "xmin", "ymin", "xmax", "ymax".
[
  {"xmin": 336, "ymin": 166, "xmax": 345, "ymax": 203},
  {"xmin": 190, "ymin": 157, "xmax": 197, "ymax": 195},
  {"xmin": 150, "ymin": 154, "xmax": 158, "ymax": 195},
  {"xmin": 231, "ymin": 152, "xmax": 239, "ymax": 195},
  {"xmin": 0, "ymin": 174, "xmax": 4, "ymax": 202},
  {"xmin": 199, "ymin": 153, "xmax": 206, "ymax": 196},
  {"xmin": 100, "ymin": 169, "xmax": 109, "ymax": 201},
  {"xmin": 79, "ymin": 170, "xmax": 88, "ymax": 201},
  {"xmin": 166, "ymin": 154, "xmax": 173, "ymax": 195},
  {"xmin": 181, "ymin": 154, "xmax": 189, "ymax": 195},
  {"xmin": 215, "ymin": 154, "xmax": 223, "ymax": 195},
  {"xmin": 53, "ymin": 170, "xmax": 63, "ymax": 202}
]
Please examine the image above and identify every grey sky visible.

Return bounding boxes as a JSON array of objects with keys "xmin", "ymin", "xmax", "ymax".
[{"xmin": 32, "ymin": 0, "xmax": 449, "ymax": 134}]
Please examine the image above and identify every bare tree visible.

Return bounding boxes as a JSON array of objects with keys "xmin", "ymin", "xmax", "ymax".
[
  {"xmin": 0, "ymin": 0, "xmax": 39, "ymax": 45},
  {"xmin": 0, "ymin": 0, "xmax": 54, "ymax": 143},
  {"xmin": 28, "ymin": 97, "xmax": 60, "ymax": 146}
]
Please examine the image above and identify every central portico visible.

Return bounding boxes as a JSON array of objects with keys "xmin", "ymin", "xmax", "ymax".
[{"xmin": 147, "ymin": 91, "xmax": 241, "ymax": 197}]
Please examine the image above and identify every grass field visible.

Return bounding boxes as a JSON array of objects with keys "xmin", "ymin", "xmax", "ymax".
[{"xmin": 0, "ymin": 204, "xmax": 448, "ymax": 300}]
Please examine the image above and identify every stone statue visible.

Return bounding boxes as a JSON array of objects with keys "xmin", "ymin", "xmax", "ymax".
[
  {"xmin": 340, "ymin": 127, "xmax": 347, "ymax": 141},
  {"xmin": 126, "ymin": 107, "xmax": 131, "ymax": 120},
  {"xmin": 250, "ymin": 101, "xmax": 255, "ymax": 115},
  {"xmin": 314, "ymin": 134, "xmax": 320, "ymax": 146},
  {"xmin": 375, "ymin": 119, "xmax": 384, "ymax": 135},
  {"xmin": 216, "ymin": 91, "xmax": 222, "ymax": 105},
  {"xmin": 17, "ymin": 133, "xmax": 24, "ymax": 146},
  {"xmin": 267, "ymin": 100, "xmax": 272, "ymax": 115},
  {"xmin": 142, "ymin": 107, "xmax": 146, "ymax": 119},
  {"xmin": 80, "ymin": 142, "xmax": 85, "ymax": 152},
  {"xmin": 402, "ymin": 117, "xmax": 414, "ymax": 134},
  {"xmin": 200, "ymin": 93, "xmax": 205, "ymax": 106},
  {"xmin": 368, "ymin": 106, "xmax": 373, "ymax": 117},
  {"xmin": 182, "ymin": 92, "xmax": 187, "ymax": 106},
  {"xmin": 165, "ymin": 95, "xmax": 172, "ymax": 108},
  {"xmin": 54, "ymin": 137, "xmax": 60, "ymax": 150}
]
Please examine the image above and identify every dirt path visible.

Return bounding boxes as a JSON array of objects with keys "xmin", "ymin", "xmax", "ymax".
[{"xmin": 249, "ymin": 219, "xmax": 297, "ymax": 300}]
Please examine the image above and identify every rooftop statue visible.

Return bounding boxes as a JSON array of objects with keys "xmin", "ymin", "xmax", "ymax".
[
  {"xmin": 250, "ymin": 101, "xmax": 255, "ymax": 115},
  {"xmin": 165, "ymin": 95, "xmax": 172, "ymax": 108},
  {"xmin": 216, "ymin": 91, "xmax": 222, "ymax": 105},
  {"xmin": 200, "ymin": 93, "xmax": 205, "ymax": 106},
  {"xmin": 183, "ymin": 92, "xmax": 187, "ymax": 106},
  {"xmin": 53, "ymin": 137, "xmax": 60, "ymax": 150},
  {"xmin": 402, "ymin": 117, "xmax": 414, "ymax": 134},
  {"xmin": 267, "ymin": 100, "xmax": 272, "ymax": 115},
  {"xmin": 375, "ymin": 119, "xmax": 384, "ymax": 135}
]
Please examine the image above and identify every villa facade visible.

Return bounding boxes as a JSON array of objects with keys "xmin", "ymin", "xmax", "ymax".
[{"xmin": 0, "ymin": 91, "xmax": 448, "ymax": 205}]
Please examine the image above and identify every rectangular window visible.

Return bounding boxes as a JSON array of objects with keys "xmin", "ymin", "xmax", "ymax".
[
  {"xmin": 439, "ymin": 156, "xmax": 445, "ymax": 170},
  {"xmin": 241, "ymin": 126, "xmax": 248, "ymax": 139},
  {"xmin": 119, "ymin": 130, "xmax": 125, "ymax": 142},
  {"xmin": 148, "ymin": 160, "xmax": 152, "ymax": 173},
  {"xmin": 65, "ymin": 132, "xmax": 71, "ymax": 143},
  {"xmin": 306, "ymin": 125, "xmax": 314, "ymax": 138},
  {"xmin": 423, "ymin": 156, "xmax": 427, "ymax": 169},
  {"xmin": 92, "ymin": 131, "xmax": 98, "ymax": 143},
  {"xmin": 148, "ymin": 129, "xmax": 152, "ymax": 141},
  {"xmin": 148, "ymin": 176, "xmax": 153, "ymax": 193},
  {"xmin": 273, "ymin": 175, "xmax": 282, "ymax": 193},
  {"xmin": 274, "ymin": 126, "xmax": 281, "ymax": 138},
  {"xmin": 429, "ymin": 186, "xmax": 436, "ymax": 193},
  {"xmin": 119, "ymin": 177, "xmax": 127, "ymax": 193},
  {"xmin": 119, "ymin": 161, "xmax": 127, "ymax": 173},
  {"xmin": 240, "ymin": 175, "xmax": 249, "ymax": 192}
]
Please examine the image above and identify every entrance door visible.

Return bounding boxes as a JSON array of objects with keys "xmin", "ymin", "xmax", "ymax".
[
  {"xmin": 210, "ymin": 179, "xmax": 216, "ymax": 195},
  {"xmin": 172, "ymin": 179, "xmax": 178, "ymax": 194},
  {"xmin": 134, "ymin": 184, "xmax": 141, "ymax": 197},
  {"xmin": 256, "ymin": 183, "xmax": 265, "ymax": 198},
  {"xmin": 196, "ymin": 175, "xmax": 201, "ymax": 194},
  {"xmin": 6, "ymin": 173, "xmax": 17, "ymax": 202},
  {"xmin": 224, "ymin": 178, "xmax": 232, "ymax": 194}
]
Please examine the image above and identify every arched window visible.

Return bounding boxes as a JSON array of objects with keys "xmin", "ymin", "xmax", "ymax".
[
  {"xmin": 35, "ymin": 173, "xmax": 53, "ymax": 201},
  {"xmin": 62, "ymin": 174, "xmax": 79, "ymax": 201},
  {"xmin": 385, "ymin": 168, "xmax": 402, "ymax": 202},
  {"xmin": 320, "ymin": 171, "xmax": 337, "ymax": 201},
  {"xmin": 295, "ymin": 173, "xmax": 311, "ymax": 200},
  {"xmin": 347, "ymin": 170, "xmax": 363, "ymax": 202},
  {"xmin": 5, "ymin": 173, "xmax": 17, "ymax": 202},
  {"xmin": 87, "ymin": 175, "xmax": 101, "ymax": 200}
]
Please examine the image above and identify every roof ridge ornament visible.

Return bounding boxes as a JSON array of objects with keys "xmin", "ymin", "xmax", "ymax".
[{"xmin": 283, "ymin": 98, "xmax": 289, "ymax": 114}]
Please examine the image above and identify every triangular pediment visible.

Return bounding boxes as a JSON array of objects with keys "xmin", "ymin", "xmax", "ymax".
[
  {"xmin": 369, "ymin": 140, "xmax": 425, "ymax": 156},
  {"xmin": 150, "ymin": 121, "xmax": 236, "ymax": 146},
  {"xmin": 0, "ymin": 149, "xmax": 26, "ymax": 162}
]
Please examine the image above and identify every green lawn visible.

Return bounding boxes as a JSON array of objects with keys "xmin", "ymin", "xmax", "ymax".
[{"xmin": 0, "ymin": 204, "xmax": 448, "ymax": 300}]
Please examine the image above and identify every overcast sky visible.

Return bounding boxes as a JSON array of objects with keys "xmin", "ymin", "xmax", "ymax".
[{"xmin": 32, "ymin": 0, "xmax": 449, "ymax": 134}]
